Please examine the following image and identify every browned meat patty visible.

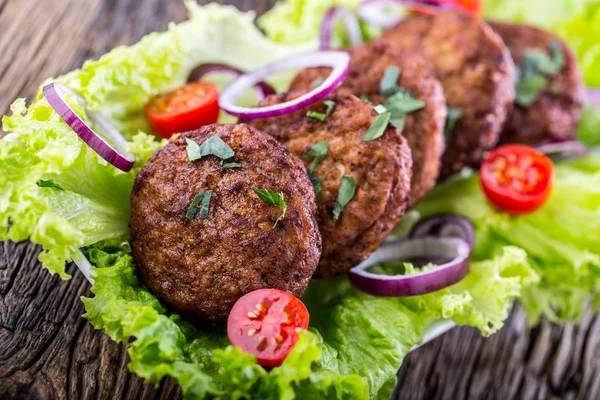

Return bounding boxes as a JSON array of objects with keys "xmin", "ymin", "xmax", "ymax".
[
  {"xmin": 377, "ymin": 10, "xmax": 515, "ymax": 178},
  {"xmin": 244, "ymin": 91, "xmax": 412, "ymax": 278},
  {"xmin": 130, "ymin": 124, "xmax": 321, "ymax": 325},
  {"xmin": 289, "ymin": 42, "xmax": 446, "ymax": 207},
  {"xmin": 489, "ymin": 21, "xmax": 584, "ymax": 145}
]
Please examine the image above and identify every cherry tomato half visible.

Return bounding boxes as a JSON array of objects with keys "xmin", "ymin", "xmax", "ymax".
[
  {"xmin": 450, "ymin": 0, "xmax": 484, "ymax": 17},
  {"xmin": 145, "ymin": 81, "xmax": 220, "ymax": 138},
  {"xmin": 480, "ymin": 144, "xmax": 555, "ymax": 215},
  {"xmin": 227, "ymin": 289, "xmax": 310, "ymax": 368}
]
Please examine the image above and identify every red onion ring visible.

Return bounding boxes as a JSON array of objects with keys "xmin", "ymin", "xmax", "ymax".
[
  {"xmin": 536, "ymin": 139, "xmax": 589, "ymax": 159},
  {"xmin": 218, "ymin": 51, "xmax": 350, "ymax": 119},
  {"xmin": 585, "ymin": 86, "xmax": 600, "ymax": 109},
  {"xmin": 357, "ymin": 0, "xmax": 463, "ymax": 28},
  {"xmin": 409, "ymin": 214, "xmax": 475, "ymax": 249},
  {"xmin": 43, "ymin": 83, "xmax": 135, "ymax": 172},
  {"xmin": 349, "ymin": 237, "xmax": 471, "ymax": 297},
  {"xmin": 188, "ymin": 63, "xmax": 276, "ymax": 102},
  {"xmin": 320, "ymin": 7, "xmax": 363, "ymax": 51}
]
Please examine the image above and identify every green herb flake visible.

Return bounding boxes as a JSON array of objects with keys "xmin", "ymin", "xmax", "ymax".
[
  {"xmin": 36, "ymin": 179, "xmax": 64, "ymax": 191},
  {"xmin": 186, "ymin": 190, "xmax": 213, "ymax": 220},
  {"xmin": 333, "ymin": 176, "xmax": 356, "ymax": 221},
  {"xmin": 385, "ymin": 90, "xmax": 426, "ymax": 114},
  {"xmin": 360, "ymin": 94, "xmax": 372, "ymax": 104},
  {"xmin": 308, "ymin": 172, "xmax": 323, "ymax": 195},
  {"xmin": 252, "ymin": 188, "xmax": 287, "ymax": 227},
  {"xmin": 379, "ymin": 66, "xmax": 401, "ymax": 97},
  {"xmin": 362, "ymin": 112, "xmax": 391, "ymax": 142},
  {"xmin": 310, "ymin": 78, "xmax": 324, "ymax": 87},
  {"xmin": 444, "ymin": 107, "xmax": 463, "ymax": 140},
  {"xmin": 307, "ymin": 100, "xmax": 336, "ymax": 122},
  {"xmin": 515, "ymin": 75, "xmax": 547, "ymax": 107},
  {"xmin": 222, "ymin": 162, "xmax": 242, "ymax": 169},
  {"xmin": 301, "ymin": 140, "xmax": 329, "ymax": 172},
  {"xmin": 186, "ymin": 136, "xmax": 235, "ymax": 162},
  {"xmin": 373, "ymin": 104, "xmax": 388, "ymax": 114},
  {"xmin": 549, "ymin": 83, "xmax": 561, "ymax": 95}
]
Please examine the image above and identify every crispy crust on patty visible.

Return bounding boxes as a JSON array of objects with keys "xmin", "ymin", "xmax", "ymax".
[
  {"xmin": 245, "ymin": 91, "xmax": 412, "ymax": 278},
  {"xmin": 130, "ymin": 124, "xmax": 321, "ymax": 325},
  {"xmin": 489, "ymin": 21, "xmax": 584, "ymax": 145},
  {"xmin": 289, "ymin": 42, "xmax": 446, "ymax": 207},
  {"xmin": 378, "ymin": 10, "xmax": 515, "ymax": 178}
]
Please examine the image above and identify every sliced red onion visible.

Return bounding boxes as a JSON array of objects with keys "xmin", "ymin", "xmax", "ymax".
[
  {"xmin": 357, "ymin": 0, "xmax": 461, "ymax": 28},
  {"xmin": 43, "ymin": 83, "xmax": 135, "ymax": 172},
  {"xmin": 348, "ymin": 237, "xmax": 471, "ymax": 297},
  {"xmin": 585, "ymin": 86, "xmax": 600, "ymax": 109},
  {"xmin": 188, "ymin": 63, "xmax": 276, "ymax": 102},
  {"xmin": 218, "ymin": 51, "xmax": 350, "ymax": 119},
  {"xmin": 2, "ymin": 133, "xmax": 20, "ymax": 143},
  {"xmin": 409, "ymin": 214, "xmax": 475, "ymax": 249},
  {"xmin": 536, "ymin": 139, "xmax": 589, "ymax": 159},
  {"xmin": 320, "ymin": 7, "xmax": 363, "ymax": 51}
]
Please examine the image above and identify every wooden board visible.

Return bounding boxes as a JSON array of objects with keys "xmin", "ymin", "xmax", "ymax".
[{"xmin": 0, "ymin": 1, "xmax": 599, "ymax": 399}]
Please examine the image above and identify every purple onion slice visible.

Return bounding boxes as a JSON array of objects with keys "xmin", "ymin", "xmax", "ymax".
[
  {"xmin": 188, "ymin": 63, "xmax": 276, "ymax": 102},
  {"xmin": 409, "ymin": 214, "xmax": 475, "ymax": 249},
  {"xmin": 43, "ymin": 82, "xmax": 135, "ymax": 172},
  {"xmin": 320, "ymin": 7, "xmax": 363, "ymax": 51},
  {"xmin": 218, "ymin": 51, "xmax": 350, "ymax": 119},
  {"xmin": 349, "ymin": 237, "xmax": 471, "ymax": 297}
]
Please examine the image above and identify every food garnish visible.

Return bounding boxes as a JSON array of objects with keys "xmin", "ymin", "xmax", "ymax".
[
  {"xmin": 409, "ymin": 214, "xmax": 475, "ymax": 249},
  {"xmin": 480, "ymin": 144, "xmax": 555, "ymax": 214},
  {"xmin": 319, "ymin": 6, "xmax": 363, "ymax": 50},
  {"xmin": 42, "ymin": 82, "xmax": 136, "ymax": 172},
  {"xmin": 36, "ymin": 180, "xmax": 65, "ymax": 191},
  {"xmin": 218, "ymin": 51, "xmax": 350, "ymax": 119},
  {"xmin": 252, "ymin": 188, "xmax": 287, "ymax": 227},
  {"xmin": 378, "ymin": 66, "xmax": 426, "ymax": 132},
  {"xmin": 348, "ymin": 237, "xmax": 471, "ymax": 296},
  {"xmin": 333, "ymin": 176, "xmax": 356, "ymax": 220},
  {"xmin": 186, "ymin": 190, "xmax": 213, "ymax": 220},
  {"xmin": 188, "ymin": 63, "xmax": 276, "ymax": 102},
  {"xmin": 145, "ymin": 81, "xmax": 220, "ymax": 138},
  {"xmin": 444, "ymin": 107, "xmax": 463, "ymax": 140},
  {"xmin": 186, "ymin": 136, "xmax": 235, "ymax": 161},
  {"xmin": 227, "ymin": 289, "xmax": 309, "ymax": 368},
  {"xmin": 221, "ymin": 162, "xmax": 242, "ymax": 169},
  {"xmin": 301, "ymin": 140, "xmax": 329, "ymax": 171},
  {"xmin": 362, "ymin": 111, "xmax": 392, "ymax": 141},
  {"xmin": 306, "ymin": 100, "xmax": 336, "ymax": 121},
  {"xmin": 515, "ymin": 40, "xmax": 565, "ymax": 107},
  {"xmin": 308, "ymin": 172, "xmax": 323, "ymax": 195},
  {"xmin": 536, "ymin": 139, "xmax": 589, "ymax": 161}
]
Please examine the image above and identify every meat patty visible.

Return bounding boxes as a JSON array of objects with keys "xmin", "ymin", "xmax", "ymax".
[
  {"xmin": 289, "ymin": 42, "xmax": 446, "ymax": 207},
  {"xmin": 130, "ymin": 124, "xmax": 321, "ymax": 325},
  {"xmin": 377, "ymin": 10, "xmax": 515, "ymax": 178},
  {"xmin": 245, "ymin": 91, "xmax": 412, "ymax": 278},
  {"xmin": 489, "ymin": 21, "xmax": 584, "ymax": 145}
]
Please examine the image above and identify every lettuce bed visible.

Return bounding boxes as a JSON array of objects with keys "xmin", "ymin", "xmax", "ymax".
[{"xmin": 1, "ymin": 1, "xmax": 599, "ymax": 399}]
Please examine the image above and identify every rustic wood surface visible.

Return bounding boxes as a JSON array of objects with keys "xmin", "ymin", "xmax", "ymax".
[{"xmin": 0, "ymin": 0, "xmax": 598, "ymax": 399}]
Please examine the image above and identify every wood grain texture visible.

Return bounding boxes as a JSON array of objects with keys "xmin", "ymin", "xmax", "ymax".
[{"xmin": 0, "ymin": 1, "xmax": 598, "ymax": 399}]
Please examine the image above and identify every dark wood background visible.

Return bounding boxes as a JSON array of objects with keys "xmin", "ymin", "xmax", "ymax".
[{"xmin": 0, "ymin": 0, "xmax": 598, "ymax": 399}]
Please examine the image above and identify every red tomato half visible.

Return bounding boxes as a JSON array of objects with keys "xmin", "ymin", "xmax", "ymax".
[
  {"xmin": 480, "ymin": 144, "xmax": 555, "ymax": 215},
  {"xmin": 450, "ymin": 0, "xmax": 484, "ymax": 17},
  {"xmin": 227, "ymin": 289, "xmax": 310, "ymax": 368},
  {"xmin": 145, "ymin": 81, "xmax": 220, "ymax": 138}
]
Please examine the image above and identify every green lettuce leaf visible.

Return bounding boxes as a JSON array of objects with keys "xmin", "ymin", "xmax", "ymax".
[
  {"xmin": 82, "ymin": 238, "xmax": 534, "ymax": 399},
  {"xmin": 415, "ymin": 154, "xmax": 600, "ymax": 325},
  {"xmin": 484, "ymin": 0, "xmax": 598, "ymax": 29}
]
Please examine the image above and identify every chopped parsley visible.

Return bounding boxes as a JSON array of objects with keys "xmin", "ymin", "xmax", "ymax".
[
  {"xmin": 360, "ymin": 94, "xmax": 372, "ymax": 104},
  {"xmin": 307, "ymin": 100, "xmax": 336, "ymax": 122},
  {"xmin": 362, "ymin": 112, "xmax": 391, "ymax": 142},
  {"xmin": 186, "ymin": 190, "xmax": 212, "ymax": 220},
  {"xmin": 252, "ymin": 188, "xmax": 287, "ymax": 227},
  {"xmin": 36, "ymin": 179, "xmax": 64, "ymax": 191},
  {"xmin": 373, "ymin": 104, "xmax": 388, "ymax": 114},
  {"xmin": 308, "ymin": 172, "xmax": 323, "ymax": 196},
  {"xmin": 379, "ymin": 66, "xmax": 401, "ymax": 97},
  {"xmin": 515, "ymin": 40, "xmax": 565, "ymax": 107},
  {"xmin": 301, "ymin": 140, "xmax": 329, "ymax": 172},
  {"xmin": 311, "ymin": 78, "xmax": 324, "ymax": 87},
  {"xmin": 222, "ymin": 162, "xmax": 242, "ymax": 169},
  {"xmin": 444, "ymin": 107, "xmax": 463, "ymax": 140},
  {"xmin": 186, "ymin": 136, "xmax": 235, "ymax": 161},
  {"xmin": 333, "ymin": 176, "xmax": 356, "ymax": 221}
]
